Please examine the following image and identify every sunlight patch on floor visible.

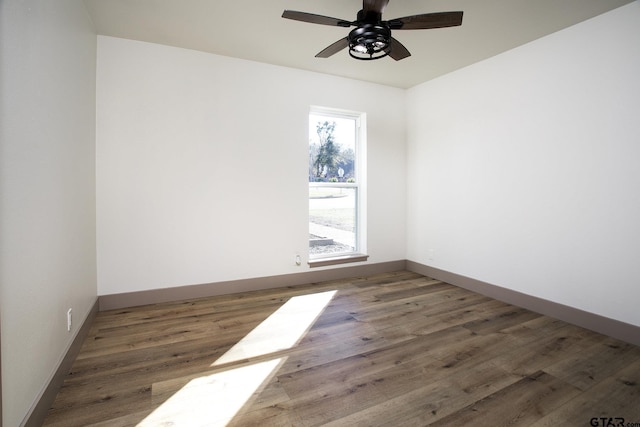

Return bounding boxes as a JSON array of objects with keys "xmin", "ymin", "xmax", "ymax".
[
  {"xmin": 213, "ymin": 290, "xmax": 337, "ymax": 366},
  {"xmin": 137, "ymin": 289, "xmax": 337, "ymax": 426},
  {"xmin": 138, "ymin": 358, "xmax": 283, "ymax": 426}
]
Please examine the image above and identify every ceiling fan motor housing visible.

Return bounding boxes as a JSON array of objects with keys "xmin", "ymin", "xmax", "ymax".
[{"xmin": 348, "ymin": 24, "xmax": 391, "ymax": 60}]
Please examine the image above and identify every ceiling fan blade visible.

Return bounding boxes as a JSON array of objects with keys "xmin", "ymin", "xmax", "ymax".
[
  {"xmin": 363, "ymin": 0, "xmax": 389, "ymax": 14},
  {"xmin": 387, "ymin": 11, "xmax": 463, "ymax": 30},
  {"xmin": 388, "ymin": 37, "xmax": 411, "ymax": 61},
  {"xmin": 315, "ymin": 38, "xmax": 350, "ymax": 58},
  {"xmin": 282, "ymin": 10, "xmax": 351, "ymax": 27}
]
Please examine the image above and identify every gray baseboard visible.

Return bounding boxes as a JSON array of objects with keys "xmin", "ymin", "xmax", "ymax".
[
  {"xmin": 99, "ymin": 260, "xmax": 407, "ymax": 311},
  {"xmin": 406, "ymin": 261, "xmax": 640, "ymax": 347},
  {"xmin": 22, "ymin": 299, "xmax": 99, "ymax": 427}
]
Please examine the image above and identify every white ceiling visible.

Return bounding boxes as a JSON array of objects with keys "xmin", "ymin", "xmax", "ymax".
[{"xmin": 83, "ymin": 0, "xmax": 633, "ymax": 89}]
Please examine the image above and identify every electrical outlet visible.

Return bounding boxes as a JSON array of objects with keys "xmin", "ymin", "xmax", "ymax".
[{"xmin": 67, "ymin": 308, "xmax": 72, "ymax": 332}]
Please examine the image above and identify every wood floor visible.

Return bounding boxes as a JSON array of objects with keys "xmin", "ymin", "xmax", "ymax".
[{"xmin": 44, "ymin": 271, "xmax": 640, "ymax": 426}]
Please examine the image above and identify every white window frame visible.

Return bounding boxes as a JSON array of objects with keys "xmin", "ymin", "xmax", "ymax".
[{"xmin": 308, "ymin": 106, "xmax": 368, "ymax": 267}]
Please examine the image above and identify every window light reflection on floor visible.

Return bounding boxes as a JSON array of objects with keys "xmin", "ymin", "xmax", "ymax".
[
  {"xmin": 137, "ymin": 290, "xmax": 337, "ymax": 426},
  {"xmin": 138, "ymin": 358, "xmax": 284, "ymax": 426},
  {"xmin": 213, "ymin": 290, "xmax": 337, "ymax": 366}
]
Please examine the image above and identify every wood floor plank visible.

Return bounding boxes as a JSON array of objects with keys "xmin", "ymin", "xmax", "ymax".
[
  {"xmin": 543, "ymin": 336, "xmax": 640, "ymax": 391},
  {"xmin": 424, "ymin": 329, "xmax": 520, "ymax": 371},
  {"xmin": 461, "ymin": 305, "xmax": 543, "ymax": 335},
  {"xmin": 429, "ymin": 371, "xmax": 582, "ymax": 426},
  {"xmin": 498, "ymin": 314, "xmax": 571, "ymax": 342},
  {"xmin": 278, "ymin": 378, "xmax": 389, "ymax": 426},
  {"xmin": 406, "ymin": 298, "xmax": 511, "ymax": 337},
  {"xmin": 44, "ymin": 384, "xmax": 153, "ymax": 427},
  {"xmin": 321, "ymin": 360, "xmax": 521, "ymax": 426},
  {"xmin": 493, "ymin": 323, "xmax": 606, "ymax": 377},
  {"xmin": 43, "ymin": 270, "xmax": 640, "ymax": 426},
  {"xmin": 531, "ymin": 358, "xmax": 640, "ymax": 426},
  {"xmin": 227, "ymin": 404, "xmax": 303, "ymax": 427}
]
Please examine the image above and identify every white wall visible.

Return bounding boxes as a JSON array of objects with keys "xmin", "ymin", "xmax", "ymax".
[
  {"xmin": 96, "ymin": 36, "xmax": 406, "ymax": 295},
  {"xmin": 0, "ymin": 1, "xmax": 97, "ymax": 425},
  {"xmin": 406, "ymin": 2, "xmax": 640, "ymax": 327}
]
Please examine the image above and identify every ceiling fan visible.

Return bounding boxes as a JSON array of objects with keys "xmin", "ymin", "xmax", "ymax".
[{"xmin": 282, "ymin": 0, "xmax": 463, "ymax": 61}]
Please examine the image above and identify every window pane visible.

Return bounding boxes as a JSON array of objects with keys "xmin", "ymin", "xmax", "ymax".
[
  {"xmin": 308, "ymin": 115, "xmax": 356, "ymax": 183},
  {"xmin": 309, "ymin": 186, "xmax": 356, "ymax": 258}
]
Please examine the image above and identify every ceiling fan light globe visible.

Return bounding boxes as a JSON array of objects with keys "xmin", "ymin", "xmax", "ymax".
[{"xmin": 353, "ymin": 44, "xmax": 368, "ymax": 53}]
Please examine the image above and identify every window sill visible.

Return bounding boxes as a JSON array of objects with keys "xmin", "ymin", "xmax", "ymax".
[{"xmin": 308, "ymin": 253, "xmax": 369, "ymax": 268}]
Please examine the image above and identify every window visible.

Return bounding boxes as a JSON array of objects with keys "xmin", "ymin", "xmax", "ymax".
[{"xmin": 308, "ymin": 108, "xmax": 368, "ymax": 267}]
